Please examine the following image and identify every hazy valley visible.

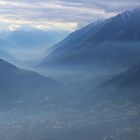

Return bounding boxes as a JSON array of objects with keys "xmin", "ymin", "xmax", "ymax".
[{"xmin": 0, "ymin": 7, "xmax": 140, "ymax": 140}]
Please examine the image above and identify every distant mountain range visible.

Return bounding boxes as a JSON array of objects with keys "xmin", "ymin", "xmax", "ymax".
[
  {"xmin": 41, "ymin": 8, "xmax": 140, "ymax": 73},
  {"xmin": 0, "ymin": 29, "xmax": 69, "ymax": 65},
  {"xmin": 1, "ymin": 30, "xmax": 68, "ymax": 50}
]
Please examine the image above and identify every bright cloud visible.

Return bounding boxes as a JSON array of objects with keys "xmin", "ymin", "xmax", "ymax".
[
  {"xmin": 8, "ymin": 24, "xmax": 21, "ymax": 31},
  {"xmin": 0, "ymin": 0, "xmax": 139, "ymax": 31}
]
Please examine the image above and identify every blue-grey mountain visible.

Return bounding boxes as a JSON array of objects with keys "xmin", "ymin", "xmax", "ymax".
[
  {"xmin": 0, "ymin": 59, "xmax": 59, "ymax": 108},
  {"xmin": 41, "ymin": 8, "xmax": 140, "ymax": 73}
]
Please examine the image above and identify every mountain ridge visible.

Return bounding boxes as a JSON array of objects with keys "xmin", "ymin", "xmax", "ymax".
[
  {"xmin": 41, "ymin": 8, "xmax": 140, "ymax": 73},
  {"xmin": 0, "ymin": 58, "xmax": 60, "ymax": 108}
]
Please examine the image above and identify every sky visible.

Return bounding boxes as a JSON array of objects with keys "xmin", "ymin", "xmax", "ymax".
[{"xmin": 0, "ymin": 0, "xmax": 140, "ymax": 32}]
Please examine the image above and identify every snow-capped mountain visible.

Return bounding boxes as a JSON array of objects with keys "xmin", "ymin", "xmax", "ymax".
[{"xmin": 41, "ymin": 8, "xmax": 140, "ymax": 73}]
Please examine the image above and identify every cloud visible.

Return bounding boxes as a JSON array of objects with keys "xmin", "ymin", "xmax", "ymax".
[
  {"xmin": 8, "ymin": 24, "xmax": 21, "ymax": 31},
  {"xmin": 0, "ymin": 0, "xmax": 139, "ymax": 31}
]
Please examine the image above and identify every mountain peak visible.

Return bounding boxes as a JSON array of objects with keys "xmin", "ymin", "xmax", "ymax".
[
  {"xmin": 131, "ymin": 8, "xmax": 140, "ymax": 14},
  {"xmin": 41, "ymin": 8, "xmax": 140, "ymax": 71},
  {"xmin": 117, "ymin": 8, "xmax": 140, "ymax": 21}
]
